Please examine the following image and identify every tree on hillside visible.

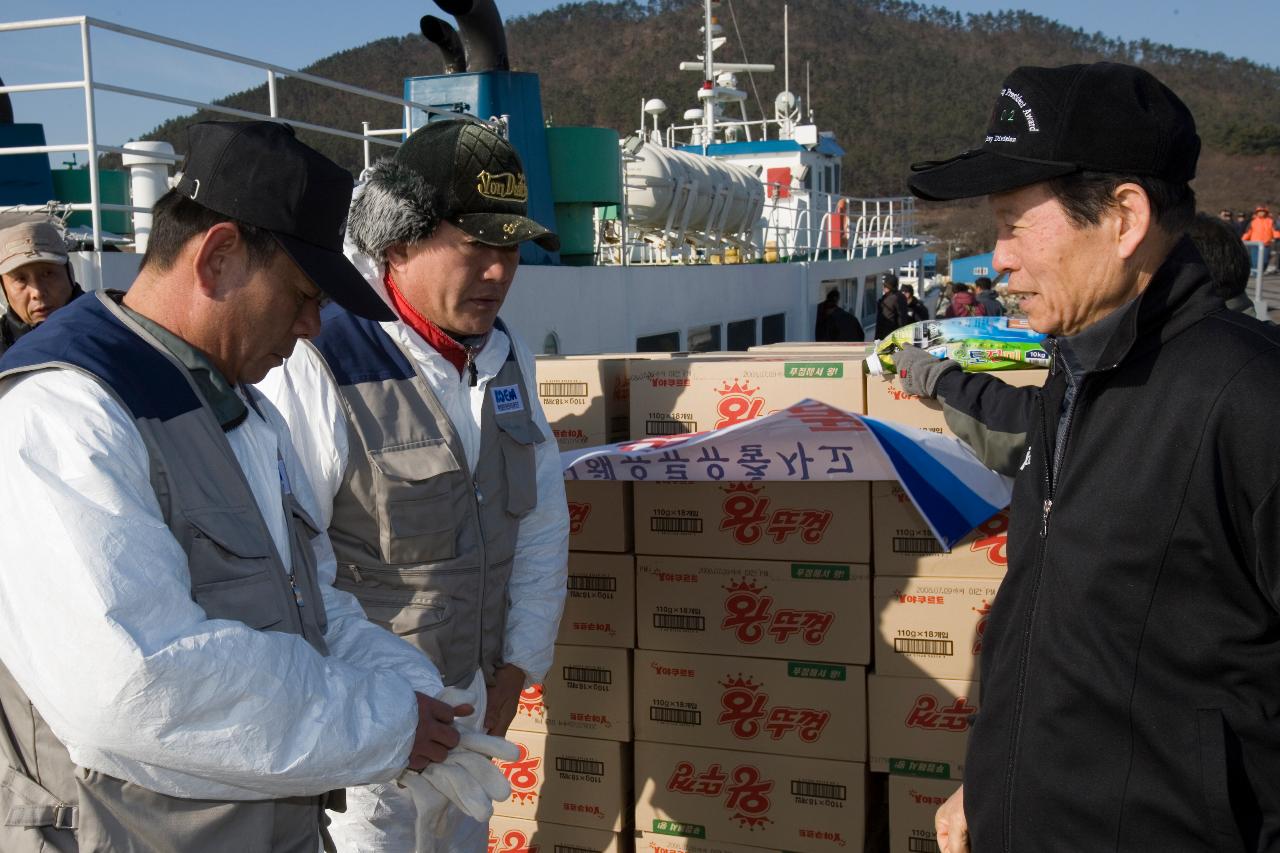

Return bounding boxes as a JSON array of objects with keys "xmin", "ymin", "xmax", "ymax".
[{"xmin": 121, "ymin": 0, "xmax": 1280, "ymax": 239}]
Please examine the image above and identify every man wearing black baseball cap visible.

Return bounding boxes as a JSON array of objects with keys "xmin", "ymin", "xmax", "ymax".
[
  {"xmin": 894, "ymin": 64, "xmax": 1280, "ymax": 852},
  {"xmin": 259, "ymin": 117, "xmax": 569, "ymax": 851},
  {"xmin": 0, "ymin": 120, "xmax": 465, "ymax": 852}
]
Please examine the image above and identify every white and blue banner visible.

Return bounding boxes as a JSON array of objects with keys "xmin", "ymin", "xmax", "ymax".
[{"xmin": 560, "ymin": 398, "xmax": 1011, "ymax": 550}]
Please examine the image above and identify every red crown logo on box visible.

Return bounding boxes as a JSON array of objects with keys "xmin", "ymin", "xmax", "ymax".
[
  {"xmin": 718, "ymin": 673, "xmax": 761, "ymax": 691},
  {"xmin": 722, "ymin": 578, "xmax": 767, "ymax": 595},
  {"xmin": 717, "ymin": 377, "xmax": 759, "ymax": 397}
]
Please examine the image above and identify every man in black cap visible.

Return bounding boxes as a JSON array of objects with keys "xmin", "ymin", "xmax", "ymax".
[
  {"xmin": 896, "ymin": 64, "xmax": 1280, "ymax": 852},
  {"xmin": 259, "ymin": 117, "xmax": 569, "ymax": 851},
  {"xmin": 0, "ymin": 120, "xmax": 476, "ymax": 852}
]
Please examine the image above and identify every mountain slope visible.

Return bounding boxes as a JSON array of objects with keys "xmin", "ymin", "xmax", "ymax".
[{"xmin": 138, "ymin": 0, "xmax": 1280, "ymax": 244}]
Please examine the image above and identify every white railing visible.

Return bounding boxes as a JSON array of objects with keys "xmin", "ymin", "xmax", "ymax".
[
  {"xmin": 598, "ymin": 182, "xmax": 917, "ymax": 266},
  {"xmin": 663, "ymin": 117, "xmax": 778, "ymax": 147},
  {"xmin": 0, "ymin": 16, "xmax": 456, "ymax": 250}
]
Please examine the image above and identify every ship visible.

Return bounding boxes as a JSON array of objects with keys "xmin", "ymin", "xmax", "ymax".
[{"xmin": 0, "ymin": 1, "xmax": 926, "ymax": 354}]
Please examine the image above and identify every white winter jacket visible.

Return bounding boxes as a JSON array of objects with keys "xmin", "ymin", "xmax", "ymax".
[{"xmin": 0, "ymin": 370, "xmax": 445, "ymax": 800}]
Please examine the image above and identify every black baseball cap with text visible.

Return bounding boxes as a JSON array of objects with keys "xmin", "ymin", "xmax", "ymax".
[
  {"xmin": 394, "ymin": 118, "xmax": 559, "ymax": 251},
  {"xmin": 174, "ymin": 120, "xmax": 394, "ymax": 321},
  {"xmin": 908, "ymin": 62, "xmax": 1200, "ymax": 201}
]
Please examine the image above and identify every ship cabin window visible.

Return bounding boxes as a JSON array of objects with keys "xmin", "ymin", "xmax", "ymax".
[
  {"xmin": 761, "ymin": 313, "xmax": 786, "ymax": 345},
  {"xmin": 542, "ymin": 332, "xmax": 560, "ymax": 355},
  {"xmin": 636, "ymin": 330, "xmax": 681, "ymax": 352},
  {"xmin": 802, "ymin": 168, "xmax": 812, "ymax": 191},
  {"xmin": 727, "ymin": 318, "xmax": 757, "ymax": 351},
  {"xmin": 687, "ymin": 323, "xmax": 722, "ymax": 353},
  {"xmin": 825, "ymin": 166, "xmax": 834, "ymax": 195},
  {"xmin": 834, "ymin": 164, "xmax": 842, "ymax": 194}
]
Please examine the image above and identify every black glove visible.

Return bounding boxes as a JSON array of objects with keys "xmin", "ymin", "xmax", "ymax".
[{"xmin": 894, "ymin": 345, "xmax": 960, "ymax": 399}]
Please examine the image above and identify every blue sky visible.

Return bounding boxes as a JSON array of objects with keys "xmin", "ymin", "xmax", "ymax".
[{"xmin": 2, "ymin": 0, "xmax": 1276, "ymax": 165}]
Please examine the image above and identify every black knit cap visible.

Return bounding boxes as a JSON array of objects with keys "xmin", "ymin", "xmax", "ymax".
[
  {"xmin": 394, "ymin": 118, "xmax": 559, "ymax": 251},
  {"xmin": 174, "ymin": 120, "xmax": 394, "ymax": 321},
  {"xmin": 908, "ymin": 62, "xmax": 1200, "ymax": 201}
]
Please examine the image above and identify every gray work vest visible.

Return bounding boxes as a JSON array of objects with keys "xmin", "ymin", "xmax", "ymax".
[
  {"xmin": 0, "ymin": 292, "xmax": 332, "ymax": 852},
  {"xmin": 310, "ymin": 311, "xmax": 543, "ymax": 687}
]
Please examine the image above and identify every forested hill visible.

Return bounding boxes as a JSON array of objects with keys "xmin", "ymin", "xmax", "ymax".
[{"xmin": 140, "ymin": 0, "xmax": 1280, "ymax": 241}]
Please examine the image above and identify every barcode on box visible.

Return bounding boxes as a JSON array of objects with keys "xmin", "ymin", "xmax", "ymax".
[
  {"xmin": 540, "ymin": 381, "xmax": 589, "ymax": 398},
  {"xmin": 893, "ymin": 536, "xmax": 948, "ymax": 555},
  {"xmin": 790, "ymin": 780, "xmax": 847, "ymax": 800},
  {"xmin": 651, "ymin": 517, "xmax": 703, "ymax": 534},
  {"xmin": 908, "ymin": 839, "xmax": 940, "ymax": 853},
  {"xmin": 894, "ymin": 638, "xmax": 954, "ymax": 656},
  {"xmin": 654, "ymin": 614, "xmax": 706, "ymax": 631},
  {"xmin": 563, "ymin": 665, "xmax": 612, "ymax": 685},
  {"xmin": 647, "ymin": 418, "xmax": 697, "ymax": 436},
  {"xmin": 650, "ymin": 706, "xmax": 702, "ymax": 725},
  {"xmin": 555, "ymin": 846, "xmax": 600, "ymax": 853},
  {"xmin": 568, "ymin": 575, "xmax": 617, "ymax": 593},
  {"xmin": 556, "ymin": 757, "xmax": 605, "ymax": 777}
]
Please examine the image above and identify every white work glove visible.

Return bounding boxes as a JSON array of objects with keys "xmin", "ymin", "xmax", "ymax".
[
  {"xmin": 400, "ymin": 686, "xmax": 523, "ymax": 839},
  {"xmin": 428, "ymin": 732, "xmax": 521, "ymax": 821}
]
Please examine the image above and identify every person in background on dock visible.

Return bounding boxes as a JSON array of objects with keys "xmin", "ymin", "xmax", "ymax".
[
  {"xmin": 901, "ymin": 283, "xmax": 930, "ymax": 323},
  {"xmin": 1187, "ymin": 211, "xmax": 1258, "ymax": 317},
  {"xmin": 0, "ymin": 120, "xmax": 468, "ymax": 852},
  {"xmin": 0, "ymin": 216, "xmax": 82, "ymax": 356},
  {"xmin": 258, "ymin": 117, "xmax": 570, "ymax": 853},
  {"xmin": 900, "ymin": 62, "xmax": 1280, "ymax": 852},
  {"xmin": 942, "ymin": 281, "xmax": 985, "ymax": 317},
  {"xmin": 972, "ymin": 276, "xmax": 1005, "ymax": 316},
  {"xmin": 875, "ymin": 273, "xmax": 911, "ymax": 338},
  {"xmin": 815, "ymin": 287, "xmax": 864, "ymax": 341},
  {"xmin": 1234, "ymin": 209, "xmax": 1250, "ymax": 238},
  {"xmin": 1241, "ymin": 204, "xmax": 1278, "ymax": 273}
]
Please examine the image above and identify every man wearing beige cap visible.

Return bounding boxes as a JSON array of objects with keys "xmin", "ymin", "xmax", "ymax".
[{"xmin": 0, "ymin": 217, "xmax": 80, "ymax": 356}]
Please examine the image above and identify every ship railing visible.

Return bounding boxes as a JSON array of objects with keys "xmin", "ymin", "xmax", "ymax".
[
  {"xmin": 662, "ymin": 115, "xmax": 822, "ymax": 147},
  {"xmin": 758, "ymin": 188, "xmax": 917, "ymax": 262},
  {"xmin": 0, "ymin": 16, "xmax": 456, "ymax": 258},
  {"xmin": 599, "ymin": 187, "xmax": 917, "ymax": 266}
]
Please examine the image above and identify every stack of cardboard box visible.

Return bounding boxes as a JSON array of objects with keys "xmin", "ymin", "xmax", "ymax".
[
  {"xmin": 626, "ymin": 355, "xmax": 874, "ymax": 853},
  {"xmin": 864, "ymin": 367, "xmax": 1045, "ymax": 853},
  {"xmin": 518, "ymin": 345, "xmax": 1047, "ymax": 853},
  {"xmin": 493, "ymin": 356, "xmax": 639, "ymax": 852}
]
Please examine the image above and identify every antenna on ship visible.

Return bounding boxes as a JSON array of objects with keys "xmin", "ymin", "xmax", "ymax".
[
  {"xmin": 701, "ymin": 0, "xmax": 717, "ymax": 151},
  {"xmin": 681, "ymin": 0, "xmax": 774, "ymax": 148},
  {"xmin": 784, "ymin": 5, "xmax": 789, "ymax": 117}
]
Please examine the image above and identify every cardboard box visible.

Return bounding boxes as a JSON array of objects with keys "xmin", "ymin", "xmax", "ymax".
[
  {"xmin": 637, "ymin": 832, "xmax": 787, "ymax": 853},
  {"xmin": 488, "ymin": 815, "xmax": 623, "ymax": 853},
  {"xmin": 512, "ymin": 646, "xmax": 632, "ymax": 741},
  {"xmin": 566, "ymin": 481, "xmax": 633, "ymax": 553},
  {"xmin": 536, "ymin": 356, "xmax": 631, "ymax": 449},
  {"xmin": 873, "ymin": 576, "xmax": 999, "ymax": 681},
  {"xmin": 636, "ymin": 556, "xmax": 871, "ymax": 665},
  {"xmin": 494, "ymin": 731, "xmax": 631, "ymax": 832},
  {"xmin": 557, "ymin": 552, "xmax": 636, "ymax": 648},
  {"xmin": 629, "ymin": 356, "xmax": 865, "ymax": 439},
  {"xmin": 634, "ymin": 482, "xmax": 870, "ymax": 564},
  {"xmin": 634, "ymin": 741, "xmax": 865, "ymax": 853},
  {"xmin": 747, "ymin": 342, "xmax": 874, "ymax": 356},
  {"xmin": 887, "ymin": 776, "xmax": 961, "ymax": 853},
  {"xmin": 868, "ymin": 675, "xmax": 979, "ymax": 780},
  {"xmin": 872, "ymin": 482, "xmax": 1010, "ymax": 578},
  {"xmin": 633, "ymin": 650, "xmax": 866, "ymax": 761},
  {"xmin": 865, "ymin": 369, "xmax": 1047, "ymax": 436}
]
